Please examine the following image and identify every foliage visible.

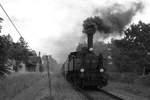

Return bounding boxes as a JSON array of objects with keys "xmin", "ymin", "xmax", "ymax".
[
  {"xmin": 0, "ymin": 17, "xmax": 12, "ymax": 78},
  {"xmin": 0, "ymin": 17, "xmax": 3, "ymax": 32},
  {"xmin": 0, "ymin": 16, "xmax": 36, "ymax": 75},
  {"xmin": 9, "ymin": 37, "xmax": 29, "ymax": 62},
  {"xmin": 0, "ymin": 17, "xmax": 13, "ymax": 77},
  {"xmin": 112, "ymin": 21, "xmax": 150, "ymax": 74},
  {"xmin": 0, "ymin": 35, "xmax": 37, "ymax": 73},
  {"xmin": 9, "ymin": 37, "xmax": 32, "ymax": 71}
]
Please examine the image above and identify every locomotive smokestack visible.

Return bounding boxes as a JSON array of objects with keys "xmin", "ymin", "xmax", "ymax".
[
  {"xmin": 83, "ymin": 17, "xmax": 96, "ymax": 50},
  {"xmin": 87, "ymin": 34, "xmax": 93, "ymax": 50}
]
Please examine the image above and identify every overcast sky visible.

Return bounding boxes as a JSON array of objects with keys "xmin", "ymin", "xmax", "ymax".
[{"xmin": 0, "ymin": 0, "xmax": 150, "ymax": 63}]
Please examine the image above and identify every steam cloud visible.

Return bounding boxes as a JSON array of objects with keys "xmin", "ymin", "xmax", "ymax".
[
  {"xmin": 79, "ymin": 1, "xmax": 144, "ymax": 55},
  {"xmin": 92, "ymin": 2, "xmax": 144, "ymax": 33}
]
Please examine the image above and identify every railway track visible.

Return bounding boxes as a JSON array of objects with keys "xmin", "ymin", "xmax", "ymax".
[
  {"xmin": 96, "ymin": 88, "xmax": 124, "ymax": 100},
  {"xmin": 74, "ymin": 86, "xmax": 95, "ymax": 100},
  {"xmin": 74, "ymin": 86, "xmax": 124, "ymax": 100}
]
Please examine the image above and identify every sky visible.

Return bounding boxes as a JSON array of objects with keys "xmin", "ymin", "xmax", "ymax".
[{"xmin": 0, "ymin": 0, "xmax": 150, "ymax": 63}]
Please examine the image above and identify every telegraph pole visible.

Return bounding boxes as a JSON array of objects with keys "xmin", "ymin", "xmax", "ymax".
[{"xmin": 46, "ymin": 55, "xmax": 52, "ymax": 99}]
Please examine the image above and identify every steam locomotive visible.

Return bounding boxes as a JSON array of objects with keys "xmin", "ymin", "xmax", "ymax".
[
  {"xmin": 62, "ymin": 17, "xmax": 108, "ymax": 88},
  {"xmin": 62, "ymin": 47, "xmax": 108, "ymax": 88}
]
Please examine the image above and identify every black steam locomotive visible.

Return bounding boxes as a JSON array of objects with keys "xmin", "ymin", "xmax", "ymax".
[
  {"xmin": 62, "ymin": 17, "xmax": 108, "ymax": 88},
  {"xmin": 62, "ymin": 47, "xmax": 108, "ymax": 88}
]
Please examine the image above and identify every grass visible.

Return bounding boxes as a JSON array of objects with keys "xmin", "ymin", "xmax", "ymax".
[
  {"xmin": 108, "ymin": 72, "xmax": 139, "ymax": 83},
  {"xmin": 11, "ymin": 72, "xmax": 85, "ymax": 100},
  {"xmin": 107, "ymin": 72, "xmax": 150, "ymax": 99},
  {"xmin": 134, "ymin": 74, "xmax": 150, "ymax": 86},
  {"xmin": 0, "ymin": 71, "xmax": 84, "ymax": 100},
  {"xmin": 0, "ymin": 72, "xmax": 45, "ymax": 100}
]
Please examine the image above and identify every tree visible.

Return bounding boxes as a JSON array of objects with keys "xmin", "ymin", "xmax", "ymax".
[
  {"xmin": 0, "ymin": 17, "xmax": 3, "ymax": 33},
  {"xmin": 0, "ymin": 35, "xmax": 12, "ymax": 77},
  {"xmin": 0, "ymin": 16, "xmax": 39, "ymax": 74},
  {"xmin": 9, "ymin": 37, "xmax": 31, "ymax": 71},
  {"xmin": 0, "ymin": 17, "xmax": 13, "ymax": 77},
  {"xmin": 112, "ymin": 21, "xmax": 150, "ymax": 74},
  {"xmin": 9, "ymin": 37, "xmax": 28, "ymax": 60}
]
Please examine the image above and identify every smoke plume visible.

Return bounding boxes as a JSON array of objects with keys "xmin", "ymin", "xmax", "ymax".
[
  {"xmin": 80, "ymin": 1, "xmax": 144, "ymax": 53},
  {"xmin": 90, "ymin": 2, "xmax": 144, "ymax": 34}
]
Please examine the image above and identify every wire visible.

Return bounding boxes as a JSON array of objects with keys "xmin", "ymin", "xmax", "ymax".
[{"xmin": 0, "ymin": 3, "xmax": 23, "ymax": 38}]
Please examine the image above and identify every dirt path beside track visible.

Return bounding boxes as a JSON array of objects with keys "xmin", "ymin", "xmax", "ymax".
[{"xmin": 12, "ymin": 73, "xmax": 84, "ymax": 100}]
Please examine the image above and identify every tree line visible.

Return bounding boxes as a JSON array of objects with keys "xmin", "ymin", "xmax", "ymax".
[
  {"xmin": 112, "ymin": 21, "xmax": 150, "ymax": 75},
  {"xmin": 0, "ymin": 17, "xmax": 37, "ymax": 77}
]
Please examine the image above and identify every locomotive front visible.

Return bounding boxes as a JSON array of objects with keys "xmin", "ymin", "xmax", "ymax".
[
  {"xmin": 80, "ymin": 52, "xmax": 107, "ymax": 87},
  {"xmin": 63, "ymin": 47, "xmax": 108, "ymax": 88}
]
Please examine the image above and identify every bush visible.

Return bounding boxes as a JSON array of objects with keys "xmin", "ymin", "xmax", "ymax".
[
  {"xmin": 107, "ymin": 72, "xmax": 122, "ymax": 81},
  {"xmin": 108, "ymin": 72, "xmax": 138, "ymax": 84},
  {"xmin": 119, "ymin": 73, "xmax": 138, "ymax": 83}
]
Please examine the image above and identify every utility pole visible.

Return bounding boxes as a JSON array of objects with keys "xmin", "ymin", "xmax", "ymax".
[{"xmin": 46, "ymin": 55, "xmax": 52, "ymax": 99}]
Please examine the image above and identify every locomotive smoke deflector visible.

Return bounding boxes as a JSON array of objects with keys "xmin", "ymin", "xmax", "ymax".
[{"xmin": 83, "ymin": 18, "xmax": 97, "ymax": 51}]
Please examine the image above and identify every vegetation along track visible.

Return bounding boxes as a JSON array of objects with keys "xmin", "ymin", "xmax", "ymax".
[{"xmin": 73, "ymin": 86, "xmax": 124, "ymax": 100}]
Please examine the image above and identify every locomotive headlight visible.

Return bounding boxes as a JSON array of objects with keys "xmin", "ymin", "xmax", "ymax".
[
  {"xmin": 100, "ymin": 68, "xmax": 104, "ymax": 72},
  {"xmin": 80, "ymin": 68, "xmax": 85, "ymax": 72},
  {"xmin": 89, "ymin": 48, "xmax": 93, "ymax": 51}
]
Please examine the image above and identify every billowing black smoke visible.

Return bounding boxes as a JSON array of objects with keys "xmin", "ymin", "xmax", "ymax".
[
  {"xmin": 79, "ymin": 2, "xmax": 143, "ymax": 65},
  {"xmin": 82, "ymin": 17, "xmax": 97, "ymax": 49},
  {"xmin": 82, "ymin": 2, "xmax": 144, "ymax": 50},
  {"xmin": 93, "ymin": 2, "xmax": 144, "ymax": 33}
]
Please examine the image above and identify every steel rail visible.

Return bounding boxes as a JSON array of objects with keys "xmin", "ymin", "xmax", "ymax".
[{"xmin": 96, "ymin": 88, "xmax": 124, "ymax": 100}]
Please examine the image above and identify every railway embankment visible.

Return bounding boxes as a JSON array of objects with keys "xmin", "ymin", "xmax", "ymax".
[
  {"xmin": 104, "ymin": 72, "xmax": 150, "ymax": 100},
  {"xmin": 103, "ymin": 81, "xmax": 150, "ymax": 100}
]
